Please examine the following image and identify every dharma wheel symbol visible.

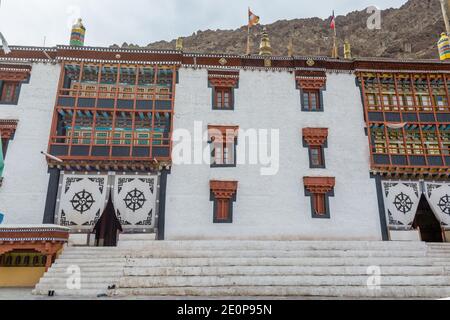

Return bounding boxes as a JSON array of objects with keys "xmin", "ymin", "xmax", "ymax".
[
  {"xmin": 393, "ymin": 192, "xmax": 413, "ymax": 214},
  {"xmin": 438, "ymin": 195, "xmax": 450, "ymax": 216},
  {"xmin": 70, "ymin": 190, "xmax": 95, "ymax": 214},
  {"xmin": 124, "ymin": 188, "xmax": 146, "ymax": 212}
]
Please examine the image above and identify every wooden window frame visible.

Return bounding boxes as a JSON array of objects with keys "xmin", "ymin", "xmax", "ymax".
[
  {"xmin": 358, "ymin": 72, "xmax": 450, "ymax": 175},
  {"xmin": 309, "ymin": 145, "xmax": 324, "ymax": 168},
  {"xmin": 303, "ymin": 177, "xmax": 335, "ymax": 219},
  {"xmin": 0, "ymin": 67, "xmax": 30, "ymax": 106},
  {"xmin": 0, "ymin": 81, "xmax": 21, "ymax": 105},
  {"xmin": 208, "ymin": 71, "xmax": 239, "ymax": 111},
  {"xmin": 296, "ymin": 76, "xmax": 326, "ymax": 112},
  {"xmin": 301, "ymin": 89, "xmax": 321, "ymax": 112},
  {"xmin": 0, "ymin": 120, "xmax": 18, "ymax": 158},
  {"xmin": 302, "ymin": 128, "xmax": 328, "ymax": 169},
  {"xmin": 48, "ymin": 62, "xmax": 178, "ymax": 165},
  {"xmin": 213, "ymin": 86, "xmax": 233, "ymax": 110},
  {"xmin": 208, "ymin": 125, "xmax": 239, "ymax": 168},
  {"xmin": 210, "ymin": 180, "xmax": 238, "ymax": 223}
]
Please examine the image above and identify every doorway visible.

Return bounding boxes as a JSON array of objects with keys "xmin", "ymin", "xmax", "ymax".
[
  {"xmin": 413, "ymin": 196, "xmax": 443, "ymax": 243},
  {"xmin": 93, "ymin": 194, "xmax": 122, "ymax": 247}
]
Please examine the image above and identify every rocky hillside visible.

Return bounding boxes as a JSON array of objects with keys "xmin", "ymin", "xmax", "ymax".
[{"xmin": 113, "ymin": 0, "xmax": 445, "ymax": 59}]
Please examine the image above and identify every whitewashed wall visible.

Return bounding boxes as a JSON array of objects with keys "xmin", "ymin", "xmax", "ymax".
[
  {"xmin": 166, "ymin": 67, "xmax": 382, "ymax": 240},
  {"xmin": 0, "ymin": 63, "xmax": 60, "ymax": 225}
]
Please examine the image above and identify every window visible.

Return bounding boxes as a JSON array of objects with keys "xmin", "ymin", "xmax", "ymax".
[
  {"xmin": 208, "ymin": 70, "xmax": 239, "ymax": 111},
  {"xmin": 296, "ymin": 74, "xmax": 326, "ymax": 112},
  {"xmin": 0, "ymin": 119, "xmax": 19, "ymax": 186},
  {"xmin": 208, "ymin": 125, "xmax": 239, "ymax": 167},
  {"xmin": 210, "ymin": 180, "xmax": 238, "ymax": 223},
  {"xmin": 302, "ymin": 128, "xmax": 328, "ymax": 169},
  {"xmin": 310, "ymin": 146, "xmax": 323, "ymax": 167},
  {"xmin": 302, "ymin": 90, "xmax": 321, "ymax": 111},
  {"xmin": 367, "ymin": 93, "xmax": 377, "ymax": 106},
  {"xmin": 304, "ymin": 177, "xmax": 335, "ymax": 219},
  {"xmin": 214, "ymin": 87, "xmax": 233, "ymax": 110},
  {"xmin": 0, "ymin": 82, "xmax": 20, "ymax": 104},
  {"xmin": 312, "ymin": 193, "xmax": 326, "ymax": 216}
]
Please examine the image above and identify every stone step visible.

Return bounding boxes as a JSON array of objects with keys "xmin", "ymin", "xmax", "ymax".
[
  {"xmin": 39, "ymin": 277, "xmax": 119, "ymax": 284},
  {"xmin": 52, "ymin": 258, "xmax": 127, "ymax": 264},
  {"xmin": 35, "ymin": 282, "xmax": 114, "ymax": 290},
  {"xmin": 43, "ymin": 270, "xmax": 123, "ymax": 278},
  {"xmin": 427, "ymin": 253, "xmax": 450, "ymax": 258},
  {"xmin": 123, "ymin": 257, "xmax": 443, "ymax": 267},
  {"xmin": 117, "ymin": 275, "xmax": 450, "ymax": 288},
  {"xmin": 427, "ymin": 244, "xmax": 450, "ymax": 248},
  {"xmin": 34, "ymin": 240, "xmax": 450, "ymax": 299},
  {"xmin": 109, "ymin": 286, "xmax": 450, "ymax": 299},
  {"xmin": 63, "ymin": 241, "xmax": 428, "ymax": 250},
  {"xmin": 46, "ymin": 266, "xmax": 124, "ymax": 273},
  {"xmin": 51, "ymin": 262, "xmax": 125, "ymax": 268},
  {"xmin": 122, "ymin": 266, "xmax": 450, "ymax": 277},
  {"xmin": 58, "ymin": 249, "xmax": 427, "ymax": 259},
  {"xmin": 32, "ymin": 287, "xmax": 108, "ymax": 297}
]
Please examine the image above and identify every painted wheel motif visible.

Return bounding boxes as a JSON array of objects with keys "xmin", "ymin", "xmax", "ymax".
[
  {"xmin": 438, "ymin": 195, "xmax": 450, "ymax": 216},
  {"xmin": 124, "ymin": 188, "xmax": 146, "ymax": 212},
  {"xmin": 70, "ymin": 190, "xmax": 95, "ymax": 214},
  {"xmin": 393, "ymin": 192, "xmax": 413, "ymax": 214}
]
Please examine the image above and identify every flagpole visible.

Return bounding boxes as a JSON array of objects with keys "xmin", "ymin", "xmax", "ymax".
[
  {"xmin": 246, "ymin": 23, "xmax": 251, "ymax": 55},
  {"xmin": 246, "ymin": 7, "xmax": 251, "ymax": 55},
  {"xmin": 333, "ymin": 24, "xmax": 337, "ymax": 58},
  {"xmin": 331, "ymin": 11, "xmax": 338, "ymax": 58}
]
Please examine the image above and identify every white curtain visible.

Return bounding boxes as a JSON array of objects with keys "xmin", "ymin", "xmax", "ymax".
[
  {"xmin": 382, "ymin": 181, "xmax": 421, "ymax": 229},
  {"xmin": 57, "ymin": 173, "xmax": 109, "ymax": 230},
  {"xmin": 425, "ymin": 182, "xmax": 450, "ymax": 227},
  {"xmin": 113, "ymin": 174, "xmax": 157, "ymax": 230}
]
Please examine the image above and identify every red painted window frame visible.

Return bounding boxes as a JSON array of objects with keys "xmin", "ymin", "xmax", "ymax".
[
  {"xmin": 312, "ymin": 193, "xmax": 326, "ymax": 216},
  {"xmin": 310, "ymin": 145, "xmax": 323, "ymax": 167},
  {"xmin": 0, "ymin": 82, "xmax": 18, "ymax": 103},
  {"xmin": 302, "ymin": 89, "xmax": 320, "ymax": 111},
  {"xmin": 214, "ymin": 87, "xmax": 233, "ymax": 109}
]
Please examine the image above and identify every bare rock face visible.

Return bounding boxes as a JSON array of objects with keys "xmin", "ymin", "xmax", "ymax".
[{"xmin": 113, "ymin": 0, "xmax": 443, "ymax": 59}]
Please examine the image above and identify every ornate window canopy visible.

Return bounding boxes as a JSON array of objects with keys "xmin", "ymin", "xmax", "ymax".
[
  {"xmin": 295, "ymin": 70, "xmax": 327, "ymax": 90},
  {"xmin": 0, "ymin": 64, "xmax": 31, "ymax": 82},
  {"xmin": 208, "ymin": 70, "xmax": 240, "ymax": 88},
  {"xmin": 303, "ymin": 177, "xmax": 336, "ymax": 195},
  {"xmin": 0, "ymin": 119, "xmax": 18, "ymax": 140},
  {"xmin": 208, "ymin": 125, "xmax": 239, "ymax": 142},
  {"xmin": 210, "ymin": 180, "xmax": 238, "ymax": 199},
  {"xmin": 302, "ymin": 128, "xmax": 329, "ymax": 147}
]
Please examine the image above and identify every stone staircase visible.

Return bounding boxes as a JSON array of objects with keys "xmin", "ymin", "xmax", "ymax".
[{"xmin": 33, "ymin": 241, "xmax": 450, "ymax": 299}]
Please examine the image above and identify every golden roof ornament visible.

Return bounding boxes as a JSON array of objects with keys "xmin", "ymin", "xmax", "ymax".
[
  {"xmin": 176, "ymin": 37, "xmax": 183, "ymax": 51},
  {"xmin": 344, "ymin": 40, "xmax": 352, "ymax": 59},
  {"xmin": 259, "ymin": 27, "xmax": 272, "ymax": 56}
]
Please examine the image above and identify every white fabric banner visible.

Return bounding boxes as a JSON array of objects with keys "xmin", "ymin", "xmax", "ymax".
[
  {"xmin": 382, "ymin": 181, "xmax": 421, "ymax": 229},
  {"xmin": 113, "ymin": 175, "xmax": 157, "ymax": 230},
  {"xmin": 57, "ymin": 174, "xmax": 109, "ymax": 229},
  {"xmin": 425, "ymin": 182, "xmax": 450, "ymax": 227}
]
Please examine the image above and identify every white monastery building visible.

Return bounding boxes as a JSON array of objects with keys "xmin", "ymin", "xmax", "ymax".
[{"xmin": 0, "ymin": 19, "xmax": 449, "ymax": 299}]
